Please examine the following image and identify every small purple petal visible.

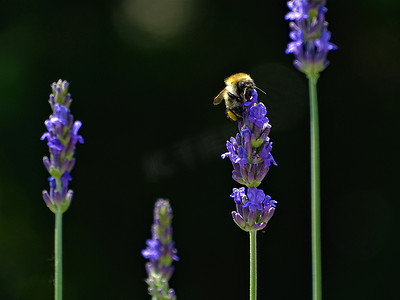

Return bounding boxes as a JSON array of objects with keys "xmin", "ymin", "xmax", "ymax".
[
  {"xmin": 47, "ymin": 138, "xmax": 64, "ymax": 151},
  {"xmin": 48, "ymin": 177, "xmax": 56, "ymax": 189},
  {"xmin": 252, "ymin": 222, "xmax": 267, "ymax": 231},
  {"xmin": 72, "ymin": 120, "xmax": 82, "ymax": 135},
  {"xmin": 232, "ymin": 211, "xmax": 246, "ymax": 227},
  {"xmin": 53, "ymin": 190, "xmax": 62, "ymax": 204},
  {"xmin": 230, "ymin": 187, "xmax": 246, "ymax": 204},
  {"xmin": 40, "ymin": 132, "xmax": 50, "ymax": 141},
  {"xmin": 42, "ymin": 190, "xmax": 53, "ymax": 206},
  {"xmin": 244, "ymin": 187, "xmax": 265, "ymax": 211},
  {"xmin": 247, "ymin": 209, "xmax": 257, "ymax": 225},
  {"xmin": 244, "ymin": 89, "xmax": 258, "ymax": 108},
  {"xmin": 43, "ymin": 156, "xmax": 51, "ymax": 172},
  {"xmin": 65, "ymin": 190, "xmax": 74, "ymax": 203}
]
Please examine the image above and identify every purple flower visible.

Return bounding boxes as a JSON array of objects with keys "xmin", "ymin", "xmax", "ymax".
[
  {"xmin": 221, "ymin": 85, "xmax": 277, "ymax": 231},
  {"xmin": 142, "ymin": 239, "xmax": 161, "ymax": 260},
  {"xmin": 249, "ymin": 103, "xmax": 268, "ymax": 128},
  {"xmin": 285, "ymin": 0, "xmax": 310, "ymax": 20},
  {"xmin": 222, "ymin": 89, "xmax": 277, "ymax": 187},
  {"xmin": 142, "ymin": 199, "xmax": 178, "ymax": 300},
  {"xmin": 244, "ymin": 187, "xmax": 265, "ymax": 211},
  {"xmin": 231, "ymin": 187, "xmax": 277, "ymax": 232},
  {"xmin": 231, "ymin": 187, "xmax": 246, "ymax": 204},
  {"xmin": 285, "ymin": 0, "xmax": 337, "ymax": 75},
  {"xmin": 41, "ymin": 79, "xmax": 83, "ymax": 213}
]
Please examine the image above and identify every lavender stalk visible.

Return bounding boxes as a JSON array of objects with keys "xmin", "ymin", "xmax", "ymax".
[
  {"xmin": 142, "ymin": 199, "xmax": 179, "ymax": 300},
  {"xmin": 285, "ymin": 1, "xmax": 337, "ymax": 299},
  {"xmin": 41, "ymin": 79, "xmax": 84, "ymax": 300},
  {"xmin": 222, "ymin": 89, "xmax": 277, "ymax": 300}
]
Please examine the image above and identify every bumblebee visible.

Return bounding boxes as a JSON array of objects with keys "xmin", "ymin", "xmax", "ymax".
[{"xmin": 213, "ymin": 73, "xmax": 263, "ymax": 121}]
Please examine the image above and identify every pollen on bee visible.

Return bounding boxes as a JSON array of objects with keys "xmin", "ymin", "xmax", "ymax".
[{"xmin": 227, "ymin": 111, "xmax": 238, "ymax": 121}]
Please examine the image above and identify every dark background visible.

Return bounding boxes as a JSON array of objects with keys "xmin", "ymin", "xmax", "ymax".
[{"xmin": 0, "ymin": 0, "xmax": 398, "ymax": 299}]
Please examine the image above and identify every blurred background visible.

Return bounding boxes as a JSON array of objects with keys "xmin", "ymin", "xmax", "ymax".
[{"xmin": 0, "ymin": 0, "xmax": 398, "ymax": 299}]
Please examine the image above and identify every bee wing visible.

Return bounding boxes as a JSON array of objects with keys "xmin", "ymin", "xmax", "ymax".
[{"xmin": 213, "ymin": 88, "xmax": 226, "ymax": 105}]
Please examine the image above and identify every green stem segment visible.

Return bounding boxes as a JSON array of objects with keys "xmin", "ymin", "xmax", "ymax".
[
  {"xmin": 249, "ymin": 230, "xmax": 257, "ymax": 300},
  {"xmin": 55, "ymin": 210, "xmax": 63, "ymax": 300},
  {"xmin": 307, "ymin": 73, "xmax": 322, "ymax": 300}
]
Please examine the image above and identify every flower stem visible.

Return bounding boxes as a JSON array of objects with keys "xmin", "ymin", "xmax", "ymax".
[
  {"xmin": 55, "ymin": 210, "xmax": 63, "ymax": 300},
  {"xmin": 307, "ymin": 73, "xmax": 322, "ymax": 300},
  {"xmin": 249, "ymin": 230, "xmax": 257, "ymax": 300}
]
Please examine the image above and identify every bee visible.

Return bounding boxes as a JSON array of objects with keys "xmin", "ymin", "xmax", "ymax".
[{"xmin": 213, "ymin": 73, "xmax": 264, "ymax": 121}]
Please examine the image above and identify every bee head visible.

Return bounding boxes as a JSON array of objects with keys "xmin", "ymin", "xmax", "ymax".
[
  {"xmin": 238, "ymin": 80, "xmax": 256, "ymax": 101},
  {"xmin": 238, "ymin": 80, "xmax": 255, "ymax": 90}
]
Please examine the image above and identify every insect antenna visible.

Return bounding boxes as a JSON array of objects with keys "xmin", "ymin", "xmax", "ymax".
[{"xmin": 255, "ymin": 86, "xmax": 267, "ymax": 95}]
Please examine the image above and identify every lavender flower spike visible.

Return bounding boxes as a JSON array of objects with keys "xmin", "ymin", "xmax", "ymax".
[
  {"xmin": 41, "ymin": 79, "xmax": 84, "ymax": 213},
  {"xmin": 221, "ymin": 88, "xmax": 277, "ymax": 231},
  {"xmin": 285, "ymin": 0, "xmax": 338, "ymax": 75},
  {"xmin": 142, "ymin": 199, "xmax": 179, "ymax": 300}
]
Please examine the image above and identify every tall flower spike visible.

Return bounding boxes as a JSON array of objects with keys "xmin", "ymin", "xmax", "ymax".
[
  {"xmin": 285, "ymin": 0, "xmax": 337, "ymax": 75},
  {"xmin": 41, "ymin": 79, "xmax": 84, "ymax": 213},
  {"xmin": 220, "ymin": 84, "xmax": 277, "ymax": 300},
  {"xmin": 142, "ymin": 199, "xmax": 179, "ymax": 300},
  {"xmin": 222, "ymin": 89, "xmax": 277, "ymax": 231}
]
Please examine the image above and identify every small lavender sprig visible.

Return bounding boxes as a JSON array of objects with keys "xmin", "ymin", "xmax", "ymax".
[
  {"xmin": 41, "ymin": 79, "xmax": 83, "ymax": 300},
  {"xmin": 41, "ymin": 79, "xmax": 84, "ymax": 213},
  {"xmin": 285, "ymin": 2, "xmax": 337, "ymax": 299},
  {"xmin": 285, "ymin": 0, "xmax": 337, "ymax": 75},
  {"xmin": 221, "ymin": 89, "xmax": 276, "ymax": 300},
  {"xmin": 142, "ymin": 199, "xmax": 179, "ymax": 300}
]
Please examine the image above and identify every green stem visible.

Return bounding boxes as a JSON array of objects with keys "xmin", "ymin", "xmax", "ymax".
[
  {"xmin": 249, "ymin": 230, "xmax": 257, "ymax": 300},
  {"xmin": 307, "ymin": 73, "xmax": 322, "ymax": 300},
  {"xmin": 55, "ymin": 210, "xmax": 63, "ymax": 300}
]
